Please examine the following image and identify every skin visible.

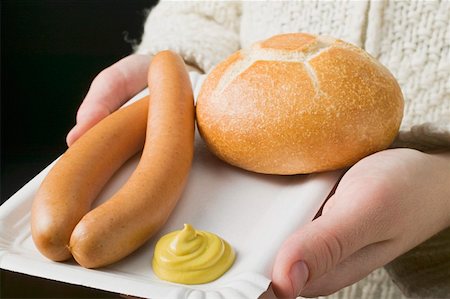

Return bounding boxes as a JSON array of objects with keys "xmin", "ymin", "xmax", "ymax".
[
  {"xmin": 271, "ymin": 148, "xmax": 450, "ymax": 298},
  {"xmin": 66, "ymin": 54, "xmax": 151, "ymax": 146},
  {"xmin": 68, "ymin": 54, "xmax": 450, "ymax": 298}
]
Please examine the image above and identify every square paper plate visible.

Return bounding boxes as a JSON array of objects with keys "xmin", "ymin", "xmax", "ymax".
[{"xmin": 0, "ymin": 73, "xmax": 342, "ymax": 299}]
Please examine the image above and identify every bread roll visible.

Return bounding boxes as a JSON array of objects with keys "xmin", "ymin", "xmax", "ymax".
[{"xmin": 196, "ymin": 33, "xmax": 404, "ymax": 175}]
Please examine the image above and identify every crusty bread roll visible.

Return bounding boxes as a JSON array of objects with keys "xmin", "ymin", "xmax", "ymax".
[{"xmin": 196, "ymin": 33, "xmax": 404, "ymax": 175}]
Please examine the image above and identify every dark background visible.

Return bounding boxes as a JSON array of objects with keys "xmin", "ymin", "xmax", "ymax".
[{"xmin": 1, "ymin": 0, "xmax": 157, "ymax": 297}]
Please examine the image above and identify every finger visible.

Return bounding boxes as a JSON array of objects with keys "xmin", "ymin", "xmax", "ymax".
[
  {"xmin": 301, "ymin": 239, "xmax": 396, "ymax": 297},
  {"xmin": 271, "ymin": 215, "xmax": 362, "ymax": 298},
  {"xmin": 271, "ymin": 179, "xmax": 393, "ymax": 299},
  {"xmin": 66, "ymin": 103, "xmax": 110, "ymax": 147},
  {"xmin": 66, "ymin": 54, "xmax": 151, "ymax": 146},
  {"xmin": 77, "ymin": 53, "xmax": 151, "ymax": 123}
]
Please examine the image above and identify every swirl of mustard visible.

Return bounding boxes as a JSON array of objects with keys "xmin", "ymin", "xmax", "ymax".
[{"xmin": 152, "ymin": 224, "xmax": 235, "ymax": 284}]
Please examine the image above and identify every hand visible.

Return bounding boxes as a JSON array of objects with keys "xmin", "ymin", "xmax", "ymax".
[
  {"xmin": 271, "ymin": 148, "xmax": 450, "ymax": 298},
  {"xmin": 66, "ymin": 53, "xmax": 202, "ymax": 146},
  {"xmin": 66, "ymin": 54, "xmax": 152, "ymax": 146}
]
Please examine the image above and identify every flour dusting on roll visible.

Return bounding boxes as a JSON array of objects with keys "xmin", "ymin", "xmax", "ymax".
[{"xmin": 196, "ymin": 33, "xmax": 404, "ymax": 175}]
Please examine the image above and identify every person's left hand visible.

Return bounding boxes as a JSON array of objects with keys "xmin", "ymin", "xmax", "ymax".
[{"xmin": 271, "ymin": 148, "xmax": 450, "ymax": 298}]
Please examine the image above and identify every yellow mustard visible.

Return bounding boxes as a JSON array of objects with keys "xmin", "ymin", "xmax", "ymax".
[{"xmin": 152, "ymin": 224, "xmax": 235, "ymax": 284}]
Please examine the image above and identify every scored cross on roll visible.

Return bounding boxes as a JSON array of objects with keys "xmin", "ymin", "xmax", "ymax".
[{"xmin": 196, "ymin": 33, "xmax": 404, "ymax": 175}]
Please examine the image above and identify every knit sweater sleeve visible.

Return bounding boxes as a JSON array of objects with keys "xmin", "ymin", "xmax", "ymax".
[
  {"xmin": 365, "ymin": 0, "xmax": 450, "ymax": 151},
  {"xmin": 135, "ymin": 0, "xmax": 241, "ymax": 73}
]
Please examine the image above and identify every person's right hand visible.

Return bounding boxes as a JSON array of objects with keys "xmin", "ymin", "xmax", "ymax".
[{"xmin": 66, "ymin": 54, "xmax": 152, "ymax": 146}]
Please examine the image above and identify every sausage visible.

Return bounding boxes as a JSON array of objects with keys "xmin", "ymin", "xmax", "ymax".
[
  {"xmin": 31, "ymin": 97, "xmax": 149, "ymax": 261},
  {"xmin": 69, "ymin": 51, "xmax": 195, "ymax": 268}
]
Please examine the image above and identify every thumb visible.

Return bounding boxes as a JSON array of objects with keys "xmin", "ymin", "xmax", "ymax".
[
  {"xmin": 271, "ymin": 194, "xmax": 376, "ymax": 298},
  {"xmin": 66, "ymin": 104, "xmax": 111, "ymax": 146}
]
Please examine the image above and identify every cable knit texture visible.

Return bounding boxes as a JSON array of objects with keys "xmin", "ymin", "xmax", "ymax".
[
  {"xmin": 305, "ymin": 267, "xmax": 410, "ymax": 299},
  {"xmin": 136, "ymin": 0, "xmax": 241, "ymax": 72},
  {"xmin": 136, "ymin": 1, "xmax": 450, "ymax": 298},
  {"xmin": 385, "ymin": 227, "xmax": 450, "ymax": 298},
  {"xmin": 239, "ymin": 1, "xmax": 368, "ymax": 49},
  {"xmin": 137, "ymin": 0, "xmax": 450, "ymax": 152},
  {"xmin": 366, "ymin": 0, "xmax": 450, "ymax": 151}
]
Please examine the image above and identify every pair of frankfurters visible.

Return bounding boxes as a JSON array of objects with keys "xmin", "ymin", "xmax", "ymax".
[{"xmin": 31, "ymin": 51, "xmax": 195, "ymax": 268}]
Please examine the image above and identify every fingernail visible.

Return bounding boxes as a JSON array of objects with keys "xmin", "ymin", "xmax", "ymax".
[
  {"xmin": 289, "ymin": 261, "xmax": 309, "ymax": 297},
  {"xmin": 66, "ymin": 127, "xmax": 75, "ymax": 142},
  {"xmin": 66, "ymin": 125, "xmax": 79, "ymax": 146}
]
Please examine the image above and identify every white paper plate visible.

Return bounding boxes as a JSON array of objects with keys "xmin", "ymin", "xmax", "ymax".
[{"xmin": 0, "ymin": 73, "xmax": 342, "ymax": 299}]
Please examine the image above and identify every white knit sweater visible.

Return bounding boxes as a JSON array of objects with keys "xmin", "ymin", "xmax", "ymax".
[{"xmin": 136, "ymin": 1, "xmax": 450, "ymax": 298}]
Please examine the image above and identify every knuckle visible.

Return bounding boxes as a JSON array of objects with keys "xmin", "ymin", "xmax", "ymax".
[
  {"xmin": 307, "ymin": 225, "xmax": 345, "ymax": 279},
  {"xmin": 92, "ymin": 66, "xmax": 127, "ymax": 96}
]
